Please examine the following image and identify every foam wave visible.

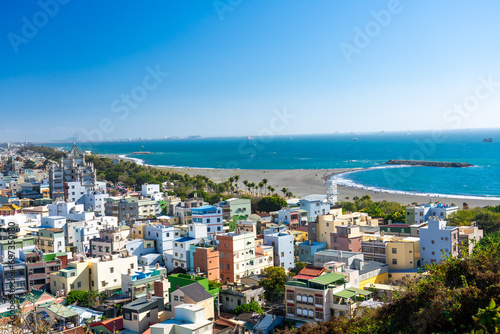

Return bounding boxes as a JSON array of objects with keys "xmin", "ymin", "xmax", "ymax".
[
  {"xmin": 333, "ymin": 165, "xmax": 500, "ymax": 201},
  {"xmin": 118, "ymin": 155, "xmax": 145, "ymax": 166}
]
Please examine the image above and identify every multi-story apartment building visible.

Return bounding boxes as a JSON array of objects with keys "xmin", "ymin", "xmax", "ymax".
[
  {"xmin": 218, "ymin": 198, "xmax": 251, "ymax": 220},
  {"xmin": 263, "ymin": 225, "xmax": 294, "ymax": 270},
  {"xmin": 138, "ymin": 199, "xmax": 161, "ymax": 218},
  {"xmin": 386, "ymin": 237, "xmax": 421, "ymax": 270},
  {"xmin": 191, "ymin": 205, "xmax": 223, "ymax": 236},
  {"xmin": 77, "ymin": 190, "xmax": 109, "ymax": 217},
  {"xmin": 36, "ymin": 228, "xmax": 65, "ymax": 253},
  {"xmin": 105, "ymin": 197, "xmax": 139, "ymax": 225},
  {"xmin": 90, "ymin": 228, "xmax": 128, "ymax": 257},
  {"xmin": 0, "ymin": 258, "xmax": 29, "ymax": 298},
  {"xmin": 361, "ymin": 234, "xmax": 395, "ymax": 264},
  {"xmin": 50, "ymin": 258, "xmax": 90, "ymax": 295},
  {"xmin": 20, "ymin": 248, "xmax": 65, "ymax": 292},
  {"xmin": 406, "ymin": 203, "xmax": 458, "ymax": 224},
  {"xmin": 458, "ymin": 224, "xmax": 484, "ymax": 254},
  {"xmin": 48, "ymin": 145, "xmax": 96, "ymax": 201},
  {"xmin": 121, "ymin": 265, "xmax": 168, "ymax": 299},
  {"xmin": 192, "ymin": 245, "xmax": 220, "ymax": 281},
  {"xmin": 174, "ymin": 197, "xmax": 206, "ymax": 224},
  {"xmin": 298, "ymin": 195, "xmax": 331, "ymax": 222},
  {"xmin": 420, "ymin": 219, "xmax": 459, "ymax": 264},
  {"xmin": 216, "ymin": 231, "xmax": 255, "ymax": 282},
  {"xmin": 172, "ymin": 237, "xmax": 200, "ymax": 270},
  {"xmin": 330, "ymin": 224, "xmax": 362, "ymax": 252},
  {"xmin": 253, "ymin": 244, "xmax": 274, "ymax": 275},
  {"xmin": 285, "ymin": 272, "xmax": 373, "ymax": 322},
  {"xmin": 66, "ymin": 180, "xmax": 106, "ymax": 203},
  {"xmin": 48, "ymin": 201, "xmax": 95, "ymax": 222},
  {"xmin": 66, "ymin": 217, "xmax": 119, "ymax": 253},
  {"xmin": 308, "ymin": 211, "xmax": 377, "ymax": 246},
  {"xmin": 122, "ymin": 295, "xmax": 164, "ymax": 333},
  {"xmin": 143, "ymin": 224, "xmax": 180, "ymax": 253},
  {"xmin": 87, "ymin": 254, "xmax": 138, "ymax": 292}
]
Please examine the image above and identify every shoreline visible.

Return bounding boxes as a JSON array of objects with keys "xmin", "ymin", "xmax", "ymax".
[{"xmin": 101, "ymin": 154, "xmax": 500, "ymax": 208}]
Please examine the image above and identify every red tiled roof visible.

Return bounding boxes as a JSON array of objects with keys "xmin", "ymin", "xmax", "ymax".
[
  {"xmin": 299, "ymin": 266, "xmax": 326, "ymax": 277},
  {"xmin": 90, "ymin": 316, "xmax": 123, "ymax": 332},
  {"xmin": 293, "ymin": 274, "xmax": 316, "ymax": 280}
]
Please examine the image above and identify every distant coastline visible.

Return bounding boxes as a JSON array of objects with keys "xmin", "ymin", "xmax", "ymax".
[{"xmin": 101, "ymin": 153, "xmax": 499, "ymax": 207}]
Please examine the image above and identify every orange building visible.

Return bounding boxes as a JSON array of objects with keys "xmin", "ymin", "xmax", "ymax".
[{"xmin": 193, "ymin": 246, "xmax": 220, "ymax": 282}]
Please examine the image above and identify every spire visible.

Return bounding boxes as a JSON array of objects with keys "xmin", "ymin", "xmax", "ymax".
[{"xmin": 68, "ymin": 144, "xmax": 83, "ymax": 158}]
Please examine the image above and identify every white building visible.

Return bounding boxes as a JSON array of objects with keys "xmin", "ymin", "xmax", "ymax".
[
  {"xmin": 420, "ymin": 219, "xmax": 459, "ymax": 264},
  {"xmin": 142, "ymin": 184, "xmax": 161, "ymax": 198},
  {"xmin": 48, "ymin": 201, "xmax": 95, "ymax": 222},
  {"xmin": 150, "ymin": 304, "xmax": 213, "ymax": 334}
]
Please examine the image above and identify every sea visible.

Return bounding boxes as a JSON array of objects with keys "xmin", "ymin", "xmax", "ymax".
[{"xmin": 44, "ymin": 129, "xmax": 500, "ymax": 199}]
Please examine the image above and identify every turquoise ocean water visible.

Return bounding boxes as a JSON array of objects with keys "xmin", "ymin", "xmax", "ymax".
[{"xmin": 45, "ymin": 129, "xmax": 500, "ymax": 199}]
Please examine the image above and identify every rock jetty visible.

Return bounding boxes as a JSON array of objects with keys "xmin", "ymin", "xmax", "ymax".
[{"xmin": 385, "ymin": 160, "xmax": 473, "ymax": 168}]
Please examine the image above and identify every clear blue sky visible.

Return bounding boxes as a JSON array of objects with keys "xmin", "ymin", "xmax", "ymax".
[{"xmin": 1, "ymin": 1, "xmax": 500, "ymax": 142}]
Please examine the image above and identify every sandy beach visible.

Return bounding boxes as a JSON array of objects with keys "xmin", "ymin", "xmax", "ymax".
[{"xmin": 102, "ymin": 154, "xmax": 500, "ymax": 208}]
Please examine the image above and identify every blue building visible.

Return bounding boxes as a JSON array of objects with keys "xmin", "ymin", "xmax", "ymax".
[
  {"xmin": 298, "ymin": 241, "xmax": 327, "ymax": 263},
  {"xmin": 263, "ymin": 225, "xmax": 294, "ymax": 270},
  {"xmin": 190, "ymin": 205, "xmax": 223, "ymax": 236},
  {"xmin": 143, "ymin": 224, "xmax": 180, "ymax": 253},
  {"xmin": 299, "ymin": 194, "xmax": 330, "ymax": 222}
]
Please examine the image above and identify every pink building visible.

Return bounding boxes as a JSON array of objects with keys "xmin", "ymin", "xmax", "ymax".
[{"xmin": 330, "ymin": 225, "xmax": 362, "ymax": 252}]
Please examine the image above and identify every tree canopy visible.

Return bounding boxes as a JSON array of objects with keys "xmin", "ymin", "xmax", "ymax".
[{"xmin": 257, "ymin": 195, "xmax": 288, "ymax": 212}]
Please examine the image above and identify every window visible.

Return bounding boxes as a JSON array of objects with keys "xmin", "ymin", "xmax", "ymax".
[
  {"xmin": 392, "ymin": 248, "xmax": 397, "ymax": 254},
  {"xmin": 89, "ymin": 269, "xmax": 92, "ymax": 274},
  {"xmin": 71, "ymin": 283, "xmax": 74, "ymax": 289},
  {"xmin": 180, "ymin": 296, "xmax": 184, "ymax": 302},
  {"xmin": 226, "ymin": 264, "xmax": 229, "ymax": 270},
  {"xmin": 77, "ymin": 282, "xmax": 81, "ymax": 288},
  {"xmin": 174, "ymin": 296, "xmax": 179, "ymax": 301},
  {"xmin": 110, "ymin": 267, "xmax": 114, "ymax": 273},
  {"xmin": 130, "ymin": 264, "xmax": 134, "ymax": 269},
  {"xmin": 431, "ymin": 251, "xmax": 435, "ymax": 255},
  {"xmin": 287, "ymin": 306, "xmax": 294, "ymax": 314},
  {"xmin": 287, "ymin": 293, "xmax": 294, "ymax": 301},
  {"xmin": 431, "ymin": 240, "xmax": 435, "ymax": 244},
  {"xmin": 315, "ymin": 297, "xmax": 322, "ymax": 305},
  {"xmin": 133, "ymin": 314, "xmax": 138, "ymax": 320},
  {"xmin": 392, "ymin": 259, "xmax": 397, "ymax": 265}
]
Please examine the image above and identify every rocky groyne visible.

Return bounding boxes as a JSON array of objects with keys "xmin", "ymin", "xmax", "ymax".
[{"xmin": 385, "ymin": 160, "xmax": 473, "ymax": 168}]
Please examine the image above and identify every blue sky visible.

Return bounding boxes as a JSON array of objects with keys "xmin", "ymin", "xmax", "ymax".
[{"xmin": 1, "ymin": 0, "xmax": 500, "ymax": 142}]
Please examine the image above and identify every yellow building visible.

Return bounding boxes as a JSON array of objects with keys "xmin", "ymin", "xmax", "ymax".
[
  {"xmin": 50, "ymin": 259, "xmax": 90, "ymax": 295},
  {"xmin": 87, "ymin": 254, "xmax": 138, "ymax": 292},
  {"xmin": 386, "ymin": 237, "xmax": 420, "ymax": 270},
  {"xmin": 386, "ymin": 237, "xmax": 421, "ymax": 283},
  {"xmin": 315, "ymin": 212, "xmax": 379, "ymax": 247}
]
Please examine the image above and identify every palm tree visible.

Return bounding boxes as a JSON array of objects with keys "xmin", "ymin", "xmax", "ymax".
[
  {"xmin": 267, "ymin": 185, "xmax": 274, "ymax": 195},
  {"xmin": 243, "ymin": 180, "xmax": 249, "ymax": 194},
  {"xmin": 281, "ymin": 187, "xmax": 288, "ymax": 198},
  {"xmin": 249, "ymin": 182, "xmax": 256, "ymax": 196},
  {"xmin": 262, "ymin": 178, "xmax": 268, "ymax": 195},
  {"xmin": 234, "ymin": 175, "xmax": 240, "ymax": 192},
  {"xmin": 258, "ymin": 182, "xmax": 264, "ymax": 196}
]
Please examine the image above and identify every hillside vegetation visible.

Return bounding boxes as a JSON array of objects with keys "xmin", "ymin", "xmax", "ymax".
[{"xmin": 279, "ymin": 234, "xmax": 500, "ymax": 334}]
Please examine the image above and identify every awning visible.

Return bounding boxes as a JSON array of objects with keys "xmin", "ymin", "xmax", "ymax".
[{"xmin": 333, "ymin": 290, "xmax": 357, "ymax": 299}]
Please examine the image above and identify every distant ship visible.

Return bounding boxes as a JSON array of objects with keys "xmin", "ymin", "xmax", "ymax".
[
  {"xmin": 248, "ymin": 137, "xmax": 254, "ymax": 140},
  {"xmin": 406, "ymin": 131, "xmax": 411, "ymax": 136},
  {"xmin": 352, "ymin": 138, "xmax": 358, "ymax": 141},
  {"xmin": 483, "ymin": 138, "xmax": 493, "ymax": 142}
]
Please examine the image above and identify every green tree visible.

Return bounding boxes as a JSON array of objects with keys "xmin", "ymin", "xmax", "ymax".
[
  {"xmin": 260, "ymin": 267, "xmax": 288, "ymax": 303},
  {"xmin": 234, "ymin": 300, "xmax": 264, "ymax": 315},
  {"xmin": 257, "ymin": 196, "xmax": 287, "ymax": 212}
]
